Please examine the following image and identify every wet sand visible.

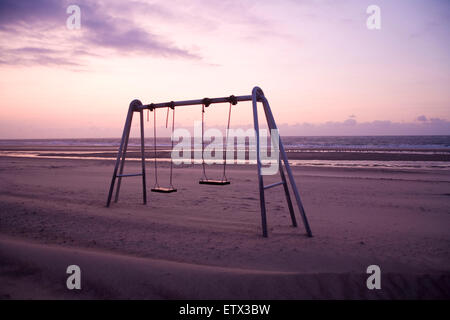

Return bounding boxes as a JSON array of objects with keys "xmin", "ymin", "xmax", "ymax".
[{"xmin": 1, "ymin": 145, "xmax": 450, "ymax": 162}]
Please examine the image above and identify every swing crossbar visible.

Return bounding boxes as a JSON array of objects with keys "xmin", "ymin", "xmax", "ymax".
[{"xmin": 136, "ymin": 95, "xmax": 254, "ymax": 111}]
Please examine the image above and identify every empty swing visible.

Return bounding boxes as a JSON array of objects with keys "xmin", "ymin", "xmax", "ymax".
[
  {"xmin": 199, "ymin": 97, "xmax": 236, "ymax": 185},
  {"xmin": 151, "ymin": 102, "xmax": 177, "ymax": 193}
]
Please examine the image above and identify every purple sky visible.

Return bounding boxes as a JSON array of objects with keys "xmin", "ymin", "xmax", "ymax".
[{"xmin": 0, "ymin": 0, "xmax": 449, "ymax": 138}]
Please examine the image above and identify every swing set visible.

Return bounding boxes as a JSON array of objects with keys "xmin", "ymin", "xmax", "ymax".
[{"xmin": 106, "ymin": 87, "xmax": 312, "ymax": 238}]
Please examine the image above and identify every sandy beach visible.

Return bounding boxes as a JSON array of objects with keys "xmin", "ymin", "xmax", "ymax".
[
  {"xmin": 1, "ymin": 152, "xmax": 449, "ymax": 299},
  {"xmin": 1, "ymin": 0, "xmax": 450, "ymax": 307}
]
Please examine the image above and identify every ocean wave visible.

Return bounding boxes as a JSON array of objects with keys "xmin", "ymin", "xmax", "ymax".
[{"xmin": 0, "ymin": 136, "xmax": 449, "ymax": 150}]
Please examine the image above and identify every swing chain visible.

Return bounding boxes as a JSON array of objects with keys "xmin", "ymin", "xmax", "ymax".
[
  {"xmin": 201, "ymin": 104, "xmax": 208, "ymax": 181},
  {"xmin": 153, "ymin": 108, "xmax": 159, "ymax": 188},
  {"xmin": 169, "ymin": 106, "xmax": 175, "ymax": 188},
  {"xmin": 222, "ymin": 101, "xmax": 233, "ymax": 181},
  {"xmin": 152, "ymin": 102, "xmax": 176, "ymax": 191},
  {"xmin": 166, "ymin": 101, "xmax": 175, "ymax": 128}
]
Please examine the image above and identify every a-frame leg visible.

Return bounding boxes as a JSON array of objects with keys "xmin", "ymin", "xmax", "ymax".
[
  {"xmin": 252, "ymin": 88, "xmax": 268, "ymax": 237},
  {"xmin": 279, "ymin": 145, "xmax": 312, "ymax": 236},
  {"xmin": 114, "ymin": 112, "xmax": 133, "ymax": 203},
  {"xmin": 139, "ymin": 110, "xmax": 147, "ymax": 205},
  {"xmin": 106, "ymin": 100, "xmax": 146, "ymax": 207},
  {"xmin": 260, "ymin": 93, "xmax": 312, "ymax": 237},
  {"xmin": 106, "ymin": 103, "xmax": 135, "ymax": 207},
  {"xmin": 260, "ymin": 101, "xmax": 298, "ymax": 228},
  {"xmin": 279, "ymin": 163, "xmax": 297, "ymax": 227}
]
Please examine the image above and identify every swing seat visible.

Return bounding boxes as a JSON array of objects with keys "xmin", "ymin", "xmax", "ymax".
[
  {"xmin": 199, "ymin": 179, "xmax": 230, "ymax": 185},
  {"xmin": 151, "ymin": 187, "xmax": 177, "ymax": 193}
]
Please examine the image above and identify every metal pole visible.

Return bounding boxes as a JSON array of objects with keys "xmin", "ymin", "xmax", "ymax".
[
  {"xmin": 252, "ymin": 87, "xmax": 268, "ymax": 237},
  {"xmin": 114, "ymin": 112, "xmax": 132, "ymax": 203},
  {"xmin": 279, "ymin": 163, "xmax": 297, "ymax": 227},
  {"xmin": 106, "ymin": 100, "xmax": 138, "ymax": 207},
  {"xmin": 261, "ymin": 95, "xmax": 312, "ymax": 237},
  {"xmin": 139, "ymin": 110, "xmax": 147, "ymax": 204},
  {"xmin": 258, "ymin": 90, "xmax": 297, "ymax": 228}
]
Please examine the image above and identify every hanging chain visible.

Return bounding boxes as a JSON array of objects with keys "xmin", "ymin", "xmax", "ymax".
[
  {"xmin": 201, "ymin": 104, "xmax": 207, "ymax": 181},
  {"xmin": 169, "ymin": 107, "xmax": 175, "ymax": 188},
  {"xmin": 165, "ymin": 107, "xmax": 170, "ymax": 128},
  {"xmin": 222, "ymin": 102, "xmax": 232, "ymax": 182},
  {"xmin": 153, "ymin": 109, "xmax": 159, "ymax": 188}
]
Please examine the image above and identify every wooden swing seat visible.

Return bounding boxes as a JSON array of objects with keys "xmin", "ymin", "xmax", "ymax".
[
  {"xmin": 199, "ymin": 180, "xmax": 230, "ymax": 186},
  {"xmin": 151, "ymin": 187, "xmax": 177, "ymax": 193}
]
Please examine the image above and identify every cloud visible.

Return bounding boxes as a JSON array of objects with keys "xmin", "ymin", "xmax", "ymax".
[
  {"xmin": 81, "ymin": 16, "xmax": 197, "ymax": 58},
  {"xmin": 2, "ymin": 114, "xmax": 449, "ymax": 139},
  {"xmin": 0, "ymin": 0, "xmax": 64, "ymax": 24},
  {"xmin": 277, "ymin": 117, "xmax": 450, "ymax": 136},
  {"xmin": 0, "ymin": 46, "xmax": 83, "ymax": 66},
  {"xmin": 417, "ymin": 115, "xmax": 428, "ymax": 122},
  {"xmin": 0, "ymin": 0, "xmax": 200, "ymax": 67},
  {"xmin": 343, "ymin": 118, "xmax": 357, "ymax": 126},
  {"xmin": 0, "ymin": 0, "xmax": 303, "ymax": 68}
]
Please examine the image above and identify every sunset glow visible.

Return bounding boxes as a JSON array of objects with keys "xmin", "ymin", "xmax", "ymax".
[{"xmin": 0, "ymin": 0, "xmax": 449, "ymax": 138}]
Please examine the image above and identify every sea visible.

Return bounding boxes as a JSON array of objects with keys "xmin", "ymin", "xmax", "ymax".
[
  {"xmin": 0, "ymin": 136, "xmax": 449, "ymax": 170},
  {"xmin": 0, "ymin": 135, "xmax": 449, "ymax": 149}
]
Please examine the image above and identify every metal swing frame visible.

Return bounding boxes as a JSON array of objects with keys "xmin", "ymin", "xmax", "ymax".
[{"xmin": 106, "ymin": 86, "xmax": 312, "ymax": 238}]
